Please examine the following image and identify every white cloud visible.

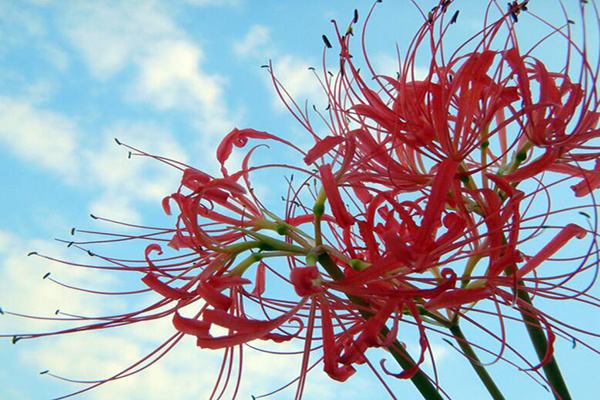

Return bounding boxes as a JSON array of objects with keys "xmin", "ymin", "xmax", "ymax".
[
  {"xmin": 62, "ymin": 2, "xmax": 177, "ymax": 79},
  {"xmin": 0, "ymin": 96, "xmax": 79, "ymax": 180},
  {"xmin": 0, "ymin": 93, "xmax": 190, "ymax": 224},
  {"xmin": 84, "ymin": 121, "xmax": 188, "ymax": 223},
  {"xmin": 183, "ymin": 0, "xmax": 241, "ymax": 6},
  {"xmin": 233, "ymin": 24, "xmax": 272, "ymax": 58},
  {"xmin": 269, "ymin": 55, "xmax": 323, "ymax": 111},
  {"xmin": 375, "ymin": 53, "xmax": 428, "ymax": 81},
  {"xmin": 0, "ymin": 230, "xmax": 342, "ymax": 399},
  {"xmin": 234, "ymin": 25, "xmax": 323, "ymax": 113},
  {"xmin": 41, "ymin": 43, "xmax": 70, "ymax": 72},
  {"xmin": 62, "ymin": 2, "xmax": 234, "ymax": 135},
  {"xmin": 0, "ymin": 231, "xmax": 116, "ymax": 332}
]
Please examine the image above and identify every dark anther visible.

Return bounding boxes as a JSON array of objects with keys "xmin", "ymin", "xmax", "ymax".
[
  {"xmin": 55, "ymin": 309, "xmax": 60, "ymax": 315},
  {"xmin": 450, "ymin": 10, "xmax": 459, "ymax": 24},
  {"xmin": 251, "ymin": 396, "xmax": 256, "ymax": 400},
  {"xmin": 510, "ymin": 11, "xmax": 518, "ymax": 23},
  {"xmin": 43, "ymin": 272, "xmax": 51, "ymax": 279},
  {"xmin": 40, "ymin": 370, "xmax": 49, "ymax": 375},
  {"xmin": 88, "ymin": 250, "xmax": 95, "ymax": 257},
  {"xmin": 0, "ymin": 307, "xmax": 4, "ymax": 315},
  {"xmin": 128, "ymin": 152, "xmax": 132, "ymax": 159},
  {"xmin": 579, "ymin": 211, "xmax": 591, "ymax": 218},
  {"xmin": 353, "ymin": 9, "xmax": 359, "ymax": 23},
  {"xmin": 572, "ymin": 337, "xmax": 577, "ymax": 349},
  {"xmin": 567, "ymin": 19, "xmax": 575, "ymax": 24},
  {"xmin": 70, "ymin": 227, "xmax": 76, "ymax": 235},
  {"xmin": 260, "ymin": 64, "xmax": 269, "ymax": 68},
  {"xmin": 67, "ymin": 241, "xmax": 74, "ymax": 248},
  {"xmin": 312, "ymin": 104, "xmax": 318, "ymax": 111},
  {"xmin": 114, "ymin": 138, "xmax": 121, "ymax": 145},
  {"xmin": 322, "ymin": 34, "xmax": 332, "ymax": 48},
  {"xmin": 12, "ymin": 336, "xmax": 21, "ymax": 344},
  {"xmin": 90, "ymin": 213, "xmax": 98, "ymax": 219},
  {"xmin": 27, "ymin": 251, "xmax": 38, "ymax": 257},
  {"xmin": 325, "ymin": 104, "xmax": 331, "ymax": 110}
]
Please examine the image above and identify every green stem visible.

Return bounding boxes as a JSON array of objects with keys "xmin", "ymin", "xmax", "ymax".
[
  {"xmin": 418, "ymin": 308, "xmax": 505, "ymax": 400},
  {"xmin": 448, "ymin": 324, "xmax": 506, "ymax": 400},
  {"xmin": 317, "ymin": 253, "xmax": 443, "ymax": 400},
  {"xmin": 516, "ymin": 285, "xmax": 572, "ymax": 400}
]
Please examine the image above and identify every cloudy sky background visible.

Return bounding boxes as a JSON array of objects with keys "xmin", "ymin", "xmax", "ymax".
[{"xmin": 0, "ymin": 1, "xmax": 598, "ymax": 399}]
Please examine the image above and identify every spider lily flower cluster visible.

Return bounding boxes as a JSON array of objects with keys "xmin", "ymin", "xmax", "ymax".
[{"xmin": 3, "ymin": 0, "xmax": 599, "ymax": 399}]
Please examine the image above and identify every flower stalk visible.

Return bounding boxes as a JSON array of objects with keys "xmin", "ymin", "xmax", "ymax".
[
  {"xmin": 516, "ymin": 284, "xmax": 572, "ymax": 400},
  {"xmin": 317, "ymin": 252, "xmax": 444, "ymax": 400},
  {"xmin": 448, "ymin": 323, "xmax": 506, "ymax": 400}
]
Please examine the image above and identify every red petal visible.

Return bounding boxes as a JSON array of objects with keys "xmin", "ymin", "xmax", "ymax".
[
  {"xmin": 141, "ymin": 273, "xmax": 190, "ymax": 299},
  {"xmin": 425, "ymin": 287, "xmax": 491, "ymax": 310},
  {"xmin": 217, "ymin": 128, "xmax": 296, "ymax": 175},
  {"xmin": 173, "ymin": 312, "xmax": 210, "ymax": 336},
  {"xmin": 251, "ymin": 262, "xmax": 266, "ymax": 296},
  {"xmin": 290, "ymin": 266, "xmax": 322, "ymax": 297},
  {"xmin": 517, "ymin": 224, "xmax": 587, "ymax": 278},
  {"xmin": 162, "ymin": 196, "xmax": 172, "ymax": 215},
  {"xmin": 320, "ymin": 298, "xmax": 355, "ymax": 381},
  {"xmin": 304, "ymin": 136, "xmax": 345, "ymax": 164},
  {"xmin": 415, "ymin": 159, "xmax": 459, "ymax": 248},
  {"xmin": 319, "ymin": 164, "xmax": 354, "ymax": 227},
  {"xmin": 503, "ymin": 149, "xmax": 558, "ymax": 183},
  {"xmin": 196, "ymin": 282, "xmax": 232, "ymax": 310}
]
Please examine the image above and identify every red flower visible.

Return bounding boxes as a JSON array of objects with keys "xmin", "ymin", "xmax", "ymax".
[{"xmin": 3, "ymin": 1, "xmax": 599, "ymax": 399}]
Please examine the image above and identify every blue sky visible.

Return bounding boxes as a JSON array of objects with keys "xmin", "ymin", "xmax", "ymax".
[{"xmin": 0, "ymin": 1, "xmax": 598, "ymax": 399}]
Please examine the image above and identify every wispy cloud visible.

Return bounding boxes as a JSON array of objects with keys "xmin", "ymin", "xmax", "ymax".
[
  {"xmin": 61, "ymin": 1, "xmax": 234, "ymax": 135},
  {"xmin": 233, "ymin": 24, "xmax": 273, "ymax": 58},
  {"xmin": 0, "ymin": 96, "xmax": 79, "ymax": 181},
  {"xmin": 234, "ymin": 25, "xmax": 323, "ymax": 113}
]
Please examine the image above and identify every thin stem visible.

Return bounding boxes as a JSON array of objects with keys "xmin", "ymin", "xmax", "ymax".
[
  {"xmin": 317, "ymin": 253, "xmax": 443, "ymax": 400},
  {"xmin": 448, "ymin": 324, "xmax": 506, "ymax": 400},
  {"xmin": 419, "ymin": 309, "xmax": 505, "ymax": 400},
  {"xmin": 516, "ymin": 285, "xmax": 572, "ymax": 400}
]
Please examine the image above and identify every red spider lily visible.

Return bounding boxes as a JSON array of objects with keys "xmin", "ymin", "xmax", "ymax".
[{"xmin": 3, "ymin": 1, "xmax": 599, "ymax": 399}]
